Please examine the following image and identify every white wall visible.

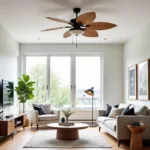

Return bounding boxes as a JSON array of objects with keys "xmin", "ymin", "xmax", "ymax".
[
  {"xmin": 0, "ymin": 23, "xmax": 19, "ymax": 114},
  {"xmin": 20, "ymin": 43, "xmax": 123, "ymax": 108},
  {"xmin": 123, "ymin": 22, "xmax": 150, "ymax": 108}
]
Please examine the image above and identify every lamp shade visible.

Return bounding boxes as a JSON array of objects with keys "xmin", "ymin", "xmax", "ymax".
[
  {"xmin": 70, "ymin": 28, "xmax": 84, "ymax": 35},
  {"xmin": 84, "ymin": 87, "xmax": 94, "ymax": 96}
]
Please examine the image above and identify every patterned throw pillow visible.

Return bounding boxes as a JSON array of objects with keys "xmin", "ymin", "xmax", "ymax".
[{"xmin": 108, "ymin": 107, "xmax": 124, "ymax": 118}]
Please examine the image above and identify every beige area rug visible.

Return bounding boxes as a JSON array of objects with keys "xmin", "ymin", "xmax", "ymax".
[{"xmin": 24, "ymin": 129, "xmax": 112, "ymax": 148}]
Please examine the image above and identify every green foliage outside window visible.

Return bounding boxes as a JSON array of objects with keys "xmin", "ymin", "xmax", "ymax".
[{"xmin": 28, "ymin": 64, "xmax": 70, "ymax": 108}]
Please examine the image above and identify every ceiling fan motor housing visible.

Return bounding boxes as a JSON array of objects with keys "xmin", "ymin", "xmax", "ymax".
[{"xmin": 69, "ymin": 17, "xmax": 85, "ymax": 35}]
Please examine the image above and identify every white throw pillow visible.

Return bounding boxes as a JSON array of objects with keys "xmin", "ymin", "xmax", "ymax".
[
  {"xmin": 108, "ymin": 107, "xmax": 124, "ymax": 118},
  {"xmin": 118, "ymin": 103, "xmax": 128, "ymax": 109},
  {"xmin": 42, "ymin": 104, "xmax": 52, "ymax": 114}
]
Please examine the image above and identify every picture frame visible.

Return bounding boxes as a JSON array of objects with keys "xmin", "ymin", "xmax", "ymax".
[
  {"xmin": 128, "ymin": 65, "xmax": 137, "ymax": 100},
  {"xmin": 138, "ymin": 59, "xmax": 150, "ymax": 100}
]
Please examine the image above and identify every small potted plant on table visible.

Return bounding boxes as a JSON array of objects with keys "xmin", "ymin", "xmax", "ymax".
[{"xmin": 62, "ymin": 108, "xmax": 73, "ymax": 124}]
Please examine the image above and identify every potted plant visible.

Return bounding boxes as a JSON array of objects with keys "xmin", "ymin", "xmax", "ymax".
[
  {"xmin": 15, "ymin": 74, "xmax": 35, "ymax": 113},
  {"xmin": 62, "ymin": 108, "xmax": 73, "ymax": 123}
]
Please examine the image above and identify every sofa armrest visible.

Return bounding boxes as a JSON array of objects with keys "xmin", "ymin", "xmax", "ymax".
[
  {"xmin": 117, "ymin": 115, "xmax": 150, "ymax": 140},
  {"xmin": 97, "ymin": 110, "xmax": 106, "ymax": 116},
  {"xmin": 53, "ymin": 110, "xmax": 60, "ymax": 120},
  {"xmin": 28, "ymin": 110, "xmax": 39, "ymax": 125}
]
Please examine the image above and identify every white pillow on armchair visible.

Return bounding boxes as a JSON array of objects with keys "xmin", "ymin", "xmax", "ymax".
[{"xmin": 42, "ymin": 104, "xmax": 53, "ymax": 114}]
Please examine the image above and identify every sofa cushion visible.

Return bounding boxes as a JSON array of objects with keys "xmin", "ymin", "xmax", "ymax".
[
  {"xmin": 38, "ymin": 114, "xmax": 57, "ymax": 121},
  {"xmin": 97, "ymin": 117, "xmax": 114, "ymax": 124},
  {"xmin": 108, "ymin": 107, "xmax": 124, "ymax": 118},
  {"xmin": 42, "ymin": 104, "xmax": 52, "ymax": 114},
  {"xmin": 104, "ymin": 119, "xmax": 116, "ymax": 131},
  {"xmin": 129, "ymin": 105, "xmax": 148, "ymax": 115},
  {"xmin": 32, "ymin": 104, "xmax": 46, "ymax": 115}
]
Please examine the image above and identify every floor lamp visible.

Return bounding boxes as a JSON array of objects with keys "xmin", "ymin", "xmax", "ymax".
[{"xmin": 84, "ymin": 87, "xmax": 96, "ymax": 127}]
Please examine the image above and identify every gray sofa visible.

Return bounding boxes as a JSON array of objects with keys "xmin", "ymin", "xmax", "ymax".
[{"xmin": 97, "ymin": 103, "xmax": 150, "ymax": 147}]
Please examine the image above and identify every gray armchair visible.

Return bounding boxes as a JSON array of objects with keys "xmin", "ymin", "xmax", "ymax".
[{"xmin": 29, "ymin": 104, "xmax": 60, "ymax": 130}]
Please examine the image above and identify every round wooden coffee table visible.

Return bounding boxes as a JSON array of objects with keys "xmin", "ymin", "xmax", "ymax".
[{"xmin": 47, "ymin": 123, "xmax": 89, "ymax": 140}]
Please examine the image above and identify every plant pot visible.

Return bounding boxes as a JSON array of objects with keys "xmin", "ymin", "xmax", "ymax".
[
  {"xmin": 66, "ymin": 117, "xmax": 69, "ymax": 123},
  {"xmin": 19, "ymin": 102, "xmax": 26, "ymax": 113}
]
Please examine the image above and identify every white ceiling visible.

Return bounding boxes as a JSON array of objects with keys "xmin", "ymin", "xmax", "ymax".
[{"xmin": 0, "ymin": 0, "xmax": 150, "ymax": 44}]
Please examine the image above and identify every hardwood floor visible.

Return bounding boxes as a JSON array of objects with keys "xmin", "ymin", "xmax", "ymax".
[{"xmin": 0, "ymin": 126, "xmax": 150, "ymax": 150}]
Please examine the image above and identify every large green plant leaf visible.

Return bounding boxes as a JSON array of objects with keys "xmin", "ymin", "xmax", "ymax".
[
  {"xmin": 27, "ymin": 82, "xmax": 35, "ymax": 86},
  {"xmin": 28, "ymin": 94, "xmax": 34, "ymax": 99},
  {"xmin": 22, "ymin": 74, "xmax": 29, "ymax": 82},
  {"xmin": 18, "ymin": 81, "xmax": 25, "ymax": 87},
  {"xmin": 18, "ymin": 95, "xmax": 24, "ymax": 101},
  {"xmin": 16, "ymin": 89, "xmax": 25, "ymax": 95},
  {"xmin": 18, "ymin": 78, "xmax": 23, "ymax": 81},
  {"xmin": 28, "ymin": 88, "xmax": 34, "ymax": 91},
  {"xmin": 20, "ymin": 100, "xmax": 26, "ymax": 103}
]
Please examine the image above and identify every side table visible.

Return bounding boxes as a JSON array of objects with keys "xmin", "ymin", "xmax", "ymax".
[{"xmin": 127, "ymin": 125, "xmax": 146, "ymax": 150}]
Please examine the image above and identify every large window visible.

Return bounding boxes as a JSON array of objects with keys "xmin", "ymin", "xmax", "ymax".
[
  {"xmin": 50, "ymin": 57, "xmax": 71, "ymax": 108},
  {"xmin": 76, "ymin": 57, "xmax": 101, "ymax": 108},
  {"xmin": 25, "ymin": 55, "xmax": 102, "ymax": 109},
  {"xmin": 26, "ymin": 56, "xmax": 47, "ymax": 108}
]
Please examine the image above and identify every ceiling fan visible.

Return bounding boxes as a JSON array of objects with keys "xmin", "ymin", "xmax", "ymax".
[{"xmin": 41, "ymin": 8, "xmax": 117, "ymax": 38}]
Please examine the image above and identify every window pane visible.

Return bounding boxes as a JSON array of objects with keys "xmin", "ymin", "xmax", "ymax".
[
  {"xmin": 26, "ymin": 56, "xmax": 47, "ymax": 108},
  {"xmin": 50, "ymin": 57, "xmax": 71, "ymax": 108},
  {"xmin": 76, "ymin": 57, "xmax": 101, "ymax": 108}
]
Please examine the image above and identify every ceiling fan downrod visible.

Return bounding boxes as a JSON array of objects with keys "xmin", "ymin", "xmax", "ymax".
[{"xmin": 73, "ymin": 8, "xmax": 81, "ymax": 18}]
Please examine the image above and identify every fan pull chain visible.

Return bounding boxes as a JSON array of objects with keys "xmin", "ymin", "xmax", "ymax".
[{"xmin": 76, "ymin": 35, "xmax": 78, "ymax": 48}]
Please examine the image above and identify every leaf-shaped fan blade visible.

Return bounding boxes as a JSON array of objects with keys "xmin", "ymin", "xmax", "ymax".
[
  {"xmin": 41, "ymin": 26, "xmax": 71, "ymax": 32},
  {"xmin": 76, "ymin": 12, "xmax": 96, "ymax": 25},
  {"xmin": 82, "ymin": 28, "xmax": 98, "ymax": 37},
  {"xmin": 46, "ymin": 17, "xmax": 70, "ymax": 24},
  {"xmin": 87, "ymin": 22, "xmax": 117, "ymax": 30},
  {"xmin": 63, "ymin": 30, "xmax": 71, "ymax": 38}
]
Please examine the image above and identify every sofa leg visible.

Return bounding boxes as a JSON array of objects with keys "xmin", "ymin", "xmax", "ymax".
[
  {"xmin": 118, "ymin": 140, "xmax": 121, "ymax": 147},
  {"xmin": 31, "ymin": 123, "xmax": 33, "ymax": 128},
  {"xmin": 99, "ymin": 127, "xmax": 101, "ymax": 132},
  {"xmin": 37, "ymin": 125, "xmax": 39, "ymax": 130}
]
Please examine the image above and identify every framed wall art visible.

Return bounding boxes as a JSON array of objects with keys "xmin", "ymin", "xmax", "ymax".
[
  {"xmin": 128, "ymin": 65, "xmax": 137, "ymax": 100},
  {"xmin": 138, "ymin": 59, "xmax": 150, "ymax": 100}
]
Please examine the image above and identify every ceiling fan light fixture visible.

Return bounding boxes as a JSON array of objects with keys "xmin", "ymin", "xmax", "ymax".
[{"xmin": 70, "ymin": 28, "xmax": 84, "ymax": 36}]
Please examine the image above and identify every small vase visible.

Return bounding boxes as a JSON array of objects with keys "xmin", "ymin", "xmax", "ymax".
[
  {"xmin": 61, "ymin": 117, "xmax": 65, "ymax": 123},
  {"xmin": 66, "ymin": 117, "xmax": 69, "ymax": 123}
]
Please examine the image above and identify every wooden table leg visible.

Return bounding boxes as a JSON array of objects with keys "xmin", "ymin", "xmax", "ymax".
[
  {"xmin": 56, "ymin": 129, "xmax": 79, "ymax": 140},
  {"xmin": 130, "ymin": 133, "xmax": 143, "ymax": 150}
]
